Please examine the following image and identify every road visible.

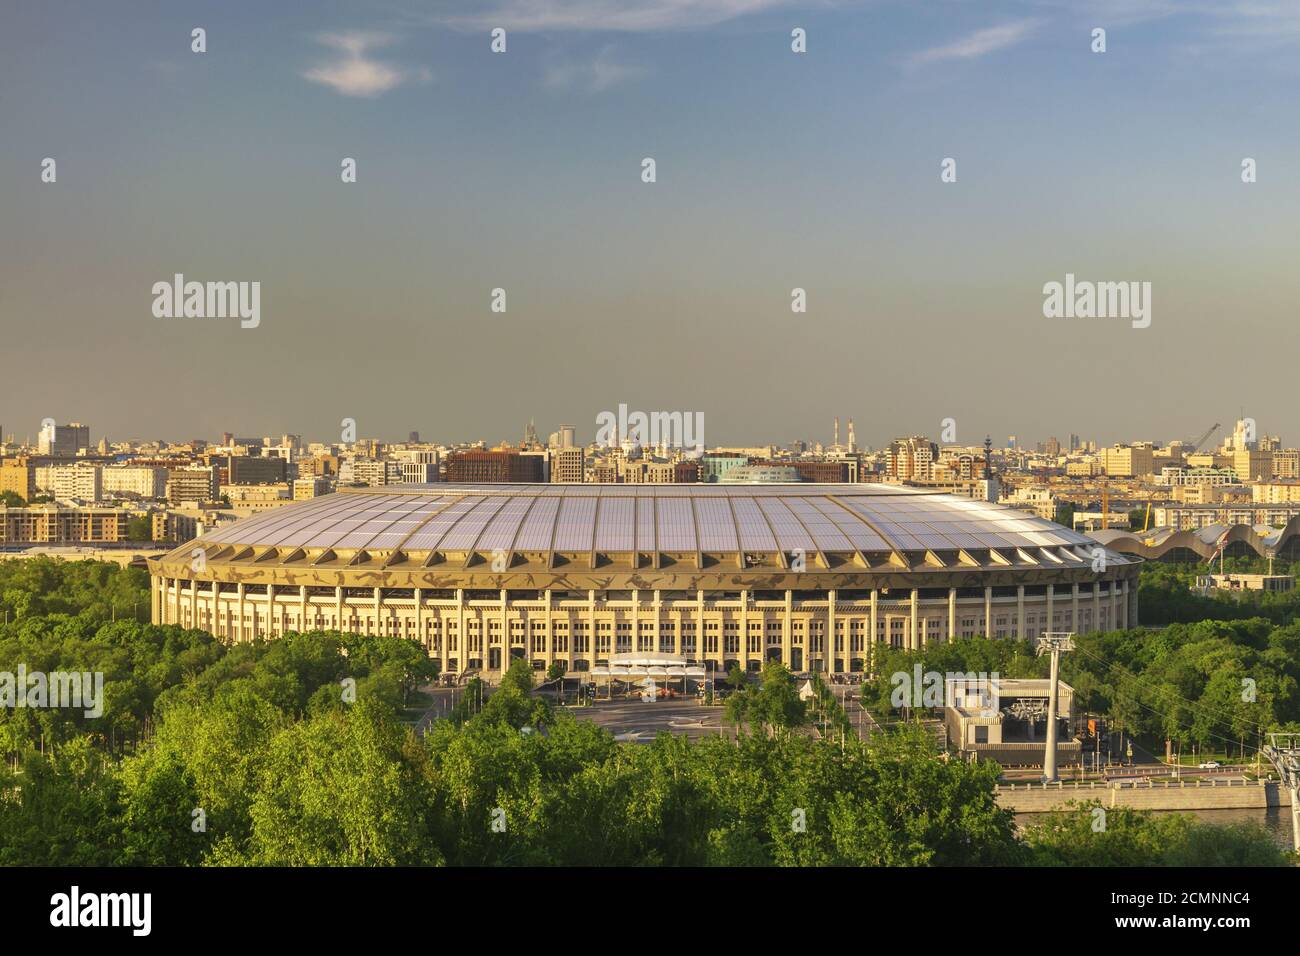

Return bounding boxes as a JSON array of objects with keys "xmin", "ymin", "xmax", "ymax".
[
  {"xmin": 826, "ymin": 682, "xmax": 880, "ymax": 740},
  {"xmin": 413, "ymin": 684, "xmax": 466, "ymax": 735},
  {"xmin": 569, "ymin": 697, "xmax": 727, "ymax": 743}
]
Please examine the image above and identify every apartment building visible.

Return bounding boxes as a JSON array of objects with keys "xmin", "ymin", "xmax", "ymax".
[
  {"xmin": 40, "ymin": 463, "xmax": 103, "ymax": 502},
  {"xmin": 102, "ymin": 465, "xmax": 168, "ymax": 499},
  {"xmin": 0, "ymin": 458, "xmax": 36, "ymax": 501},
  {"xmin": 551, "ymin": 447, "xmax": 585, "ymax": 483},
  {"xmin": 1102, "ymin": 444, "xmax": 1155, "ymax": 478},
  {"xmin": 167, "ymin": 467, "xmax": 219, "ymax": 504},
  {"xmin": 0, "ymin": 505, "xmax": 129, "ymax": 545}
]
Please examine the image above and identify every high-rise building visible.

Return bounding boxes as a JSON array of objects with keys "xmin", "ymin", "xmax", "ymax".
[
  {"xmin": 888, "ymin": 437, "xmax": 938, "ymax": 481},
  {"xmin": 44, "ymin": 463, "xmax": 103, "ymax": 502},
  {"xmin": 38, "ymin": 422, "xmax": 90, "ymax": 457},
  {"xmin": 1102, "ymin": 444, "xmax": 1155, "ymax": 478},
  {"xmin": 0, "ymin": 458, "xmax": 37, "ymax": 501},
  {"xmin": 167, "ymin": 468, "xmax": 219, "ymax": 504}
]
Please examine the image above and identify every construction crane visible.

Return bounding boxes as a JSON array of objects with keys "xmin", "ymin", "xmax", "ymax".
[{"xmin": 1188, "ymin": 422, "xmax": 1220, "ymax": 455}]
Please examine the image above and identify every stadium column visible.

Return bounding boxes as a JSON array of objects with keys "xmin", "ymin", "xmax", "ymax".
[
  {"xmin": 697, "ymin": 588, "xmax": 707, "ymax": 668},
  {"xmin": 1093, "ymin": 583, "xmax": 1101, "ymax": 632},
  {"xmin": 740, "ymin": 589, "xmax": 749, "ymax": 672},
  {"xmin": 189, "ymin": 578, "xmax": 197, "ymax": 630},
  {"xmin": 632, "ymin": 588, "xmax": 639, "ymax": 655},
  {"xmin": 948, "ymin": 587, "xmax": 957, "ymax": 642},
  {"xmin": 267, "ymin": 584, "xmax": 275, "ymax": 637},
  {"xmin": 783, "ymin": 589, "xmax": 792, "ymax": 671},
  {"xmin": 841, "ymin": 592, "xmax": 852, "ymax": 674},
  {"xmin": 172, "ymin": 577, "xmax": 181, "ymax": 627},
  {"xmin": 237, "ymin": 583, "xmax": 245, "ymax": 643},
  {"xmin": 456, "ymin": 589, "xmax": 466, "ymax": 669},
  {"xmin": 335, "ymin": 586, "xmax": 343, "ymax": 633},
  {"xmin": 299, "ymin": 585, "xmax": 307, "ymax": 634},
  {"xmin": 653, "ymin": 589, "xmax": 661, "ymax": 657},
  {"xmin": 1071, "ymin": 583, "xmax": 1080, "ymax": 632},
  {"xmin": 414, "ymin": 587, "xmax": 423, "ymax": 650},
  {"xmin": 984, "ymin": 586, "xmax": 992, "ymax": 638},
  {"xmin": 910, "ymin": 588, "xmax": 919, "ymax": 650},
  {"xmin": 563, "ymin": 589, "xmax": 574, "ymax": 672},
  {"xmin": 500, "ymin": 588, "xmax": 508, "ymax": 673},
  {"xmin": 672, "ymin": 595, "xmax": 682, "ymax": 657},
  {"xmin": 1119, "ymin": 579, "xmax": 1128, "ymax": 628},
  {"xmin": 827, "ymin": 589, "xmax": 836, "ymax": 673},
  {"xmin": 1046, "ymin": 584, "xmax": 1054, "ymax": 633},
  {"xmin": 374, "ymin": 587, "xmax": 382, "ymax": 638},
  {"xmin": 544, "ymin": 589, "xmax": 553, "ymax": 669},
  {"xmin": 1016, "ymin": 585, "xmax": 1025, "ymax": 639},
  {"xmin": 869, "ymin": 589, "xmax": 878, "ymax": 675},
  {"xmin": 588, "ymin": 589, "xmax": 597, "ymax": 669},
  {"xmin": 438, "ymin": 591, "xmax": 448, "ymax": 676},
  {"xmin": 211, "ymin": 581, "xmax": 219, "ymax": 638}
]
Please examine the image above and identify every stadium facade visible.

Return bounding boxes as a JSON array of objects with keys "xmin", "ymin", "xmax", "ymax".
[{"xmin": 147, "ymin": 484, "xmax": 1140, "ymax": 678}]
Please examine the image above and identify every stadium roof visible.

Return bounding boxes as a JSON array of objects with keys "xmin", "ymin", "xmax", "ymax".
[
  {"xmin": 1093, "ymin": 519, "xmax": 1300, "ymax": 561},
  {"xmin": 183, "ymin": 484, "xmax": 1125, "ymax": 573}
]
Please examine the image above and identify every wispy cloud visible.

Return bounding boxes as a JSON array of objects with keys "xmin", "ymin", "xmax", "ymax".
[
  {"xmin": 543, "ymin": 46, "xmax": 647, "ymax": 92},
  {"xmin": 302, "ymin": 32, "xmax": 431, "ymax": 97},
  {"xmin": 908, "ymin": 19, "xmax": 1041, "ymax": 67},
  {"xmin": 437, "ymin": 0, "xmax": 796, "ymax": 32}
]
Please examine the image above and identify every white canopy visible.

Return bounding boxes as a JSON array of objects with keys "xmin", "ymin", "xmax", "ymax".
[{"xmin": 590, "ymin": 653, "xmax": 706, "ymax": 679}]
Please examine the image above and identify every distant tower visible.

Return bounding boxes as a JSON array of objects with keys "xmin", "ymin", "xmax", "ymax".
[
  {"xmin": 833, "ymin": 417, "xmax": 840, "ymax": 450},
  {"xmin": 523, "ymin": 419, "xmax": 539, "ymax": 448},
  {"xmin": 984, "ymin": 436, "xmax": 994, "ymax": 476},
  {"xmin": 847, "ymin": 419, "xmax": 856, "ymax": 453}
]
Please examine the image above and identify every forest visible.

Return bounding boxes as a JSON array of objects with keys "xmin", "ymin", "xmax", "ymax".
[{"xmin": 0, "ymin": 557, "xmax": 1292, "ymax": 866}]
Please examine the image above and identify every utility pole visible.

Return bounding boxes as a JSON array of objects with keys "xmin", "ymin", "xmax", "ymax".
[{"xmin": 1038, "ymin": 633, "xmax": 1075, "ymax": 783}]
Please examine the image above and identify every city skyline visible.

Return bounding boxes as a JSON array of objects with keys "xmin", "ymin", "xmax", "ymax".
[
  {"xmin": 6, "ymin": 1, "xmax": 1300, "ymax": 442},
  {"xmin": 0, "ymin": 412, "xmax": 1282, "ymax": 453}
]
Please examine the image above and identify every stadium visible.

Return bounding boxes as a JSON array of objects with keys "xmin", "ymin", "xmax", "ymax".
[{"xmin": 148, "ymin": 484, "xmax": 1141, "ymax": 679}]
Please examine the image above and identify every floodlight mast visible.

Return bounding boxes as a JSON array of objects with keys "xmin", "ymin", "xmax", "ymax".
[{"xmin": 1037, "ymin": 633, "xmax": 1075, "ymax": 783}]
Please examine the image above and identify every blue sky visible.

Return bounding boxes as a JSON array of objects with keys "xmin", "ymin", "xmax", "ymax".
[{"xmin": 3, "ymin": 1, "xmax": 1300, "ymax": 448}]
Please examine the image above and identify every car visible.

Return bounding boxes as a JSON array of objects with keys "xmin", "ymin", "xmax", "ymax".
[{"xmin": 1198, "ymin": 760, "xmax": 1221, "ymax": 769}]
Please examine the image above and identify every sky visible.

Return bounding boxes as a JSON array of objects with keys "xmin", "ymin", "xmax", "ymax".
[{"xmin": 3, "ymin": 0, "xmax": 1300, "ymax": 449}]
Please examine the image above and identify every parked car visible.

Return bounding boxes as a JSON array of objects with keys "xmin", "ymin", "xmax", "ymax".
[{"xmin": 1198, "ymin": 760, "xmax": 1221, "ymax": 769}]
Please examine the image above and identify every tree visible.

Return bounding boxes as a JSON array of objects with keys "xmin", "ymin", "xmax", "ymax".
[
  {"xmin": 726, "ymin": 663, "xmax": 746, "ymax": 691},
  {"xmin": 126, "ymin": 515, "xmax": 152, "ymax": 542},
  {"xmin": 230, "ymin": 699, "xmax": 441, "ymax": 865}
]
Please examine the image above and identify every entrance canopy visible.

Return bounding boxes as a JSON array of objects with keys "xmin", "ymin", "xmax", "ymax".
[{"xmin": 590, "ymin": 653, "xmax": 707, "ymax": 679}]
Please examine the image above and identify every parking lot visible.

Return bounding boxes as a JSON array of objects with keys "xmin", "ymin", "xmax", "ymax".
[{"xmin": 567, "ymin": 697, "xmax": 728, "ymax": 743}]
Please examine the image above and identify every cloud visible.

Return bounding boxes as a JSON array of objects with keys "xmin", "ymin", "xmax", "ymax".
[
  {"xmin": 908, "ymin": 19, "xmax": 1041, "ymax": 67},
  {"xmin": 438, "ymin": 0, "xmax": 796, "ymax": 32},
  {"xmin": 302, "ymin": 32, "xmax": 430, "ymax": 97},
  {"xmin": 543, "ymin": 46, "xmax": 647, "ymax": 91}
]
